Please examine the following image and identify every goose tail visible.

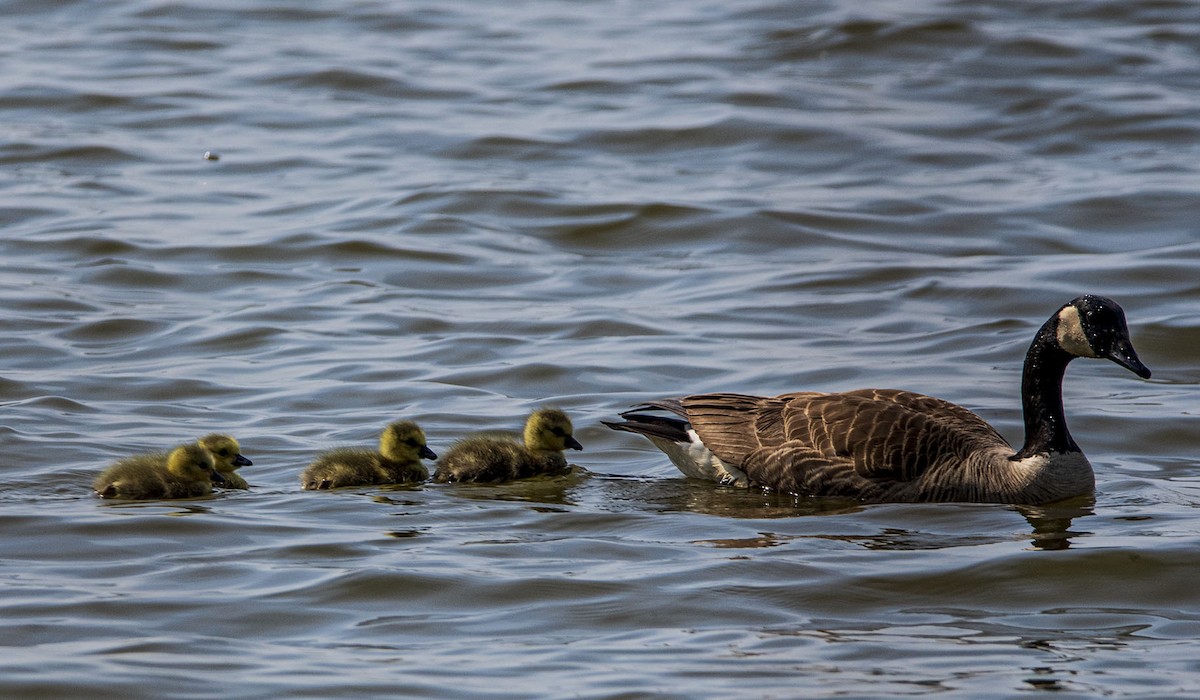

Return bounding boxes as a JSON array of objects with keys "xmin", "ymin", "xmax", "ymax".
[
  {"xmin": 604, "ymin": 406, "xmax": 749, "ymax": 487},
  {"xmin": 602, "ymin": 411, "xmax": 692, "ymax": 444}
]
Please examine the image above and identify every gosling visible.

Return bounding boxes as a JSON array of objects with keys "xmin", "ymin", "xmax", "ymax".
[
  {"xmin": 94, "ymin": 443, "xmax": 224, "ymax": 500},
  {"xmin": 300, "ymin": 420, "xmax": 436, "ymax": 490},
  {"xmin": 433, "ymin": 407, "xmax": 583, "ymax": 484},
  {"xmin": 199, "ymin": 433, "xmax": 253, "ymax": 489}
]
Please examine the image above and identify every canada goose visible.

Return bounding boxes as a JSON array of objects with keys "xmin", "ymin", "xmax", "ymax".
[
  {"xmin": 432, "ymin": 407, "xmax": 583, "ymax": 483},
  {"xmin": 300, "ymin": 420, "xmax": 436, "ymax": 490},
  {"xmin": 93, "ymin": 443, "xmax": 224, "ymax": 500},
  {"xmin": 605, "ymin": 295, "xmax": 1151, "ymax": 505},
  {"xmin": 199, "ymin": 433, "xmax": 253, "ymax": 489}
]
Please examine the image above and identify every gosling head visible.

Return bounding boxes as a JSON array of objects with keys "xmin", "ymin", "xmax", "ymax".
[
  {"xmin": 199, "ymin": 433, "xmax": 253, "ymax": 473},
  {"xmin": 1054, "ymin": 295, "xmax": 1151, "ymax": 379},
  {"xmin": 379, "ymin": 421, "xmax": 437, "ymax": 463},
  {"xmin": 524, "ymin": 408, "xmax": 583, "ymax": 453},
  {"xmin": 167, "ymin": 444, "xmax": 221, "ymax": 484}
]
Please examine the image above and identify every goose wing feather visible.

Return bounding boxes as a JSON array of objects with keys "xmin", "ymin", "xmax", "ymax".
[
  {"xmin": 679, "ymin": 392, "xmax": 795, "ymax": 458},
  {"xmin": 682, "ymin": 389, "xmax": 1010, "ymax": 488}
]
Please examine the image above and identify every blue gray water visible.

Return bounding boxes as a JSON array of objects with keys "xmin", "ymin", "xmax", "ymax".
[{"xmin": 1, "ymin": 1, "xmax": 1197, "ymax": 697}]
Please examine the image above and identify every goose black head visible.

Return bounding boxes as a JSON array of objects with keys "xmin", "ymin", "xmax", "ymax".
[{"xmin": 1056, "ymin": 295, "xmax": 1151, "ymax": 379}]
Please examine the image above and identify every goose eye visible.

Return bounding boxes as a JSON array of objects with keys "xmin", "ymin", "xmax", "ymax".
[
  {"xmin": 550, "ymin": 427, "xmax": 565, "ymax": 437},
  {"xmin": 406, "ymin": 438, "xmax": 421, "ymax": 447}
]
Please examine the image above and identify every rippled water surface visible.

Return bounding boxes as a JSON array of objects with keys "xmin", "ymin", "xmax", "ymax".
[{"xmin": 2, "ymin": 1, "xmax": 1198, "ymax": 697}]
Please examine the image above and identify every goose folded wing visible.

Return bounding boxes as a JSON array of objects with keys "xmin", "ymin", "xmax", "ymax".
[
  {"xmin": 780, "ymin": 390, "xmax": 1009, "ymax": 482},
  {"xmin": 680, "ymin": 392, "xmax": 799, "ymax": 463}
]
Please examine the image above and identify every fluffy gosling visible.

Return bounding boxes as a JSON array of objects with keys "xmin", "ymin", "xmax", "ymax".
[
  {"xmin": 433, "ymin": 407, "xmax": 583, "ymax": 484},
  {"xmin": 300, "ymin": 420, "xmax": 436, "ymax": 490},
  {"xmin": 199, "ymin": 433, "xmax": 253, "ymax": 489},
  {"xmin": 94, "ymin": 443, "xmax": 224, "ymax": 500}
]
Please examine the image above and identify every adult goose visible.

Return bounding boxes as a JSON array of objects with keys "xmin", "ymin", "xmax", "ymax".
[{"xmin": 604, "ymin": 295, "xmax": 1151, "ymax": 505}]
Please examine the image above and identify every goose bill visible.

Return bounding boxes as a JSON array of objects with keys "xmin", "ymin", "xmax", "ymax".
[{"xmin": 1107, "ymin": 339, "xmax": 1151, "ymax": 379}]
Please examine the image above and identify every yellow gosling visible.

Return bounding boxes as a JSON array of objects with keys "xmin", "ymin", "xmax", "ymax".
[
  {"xmin": 433, "ymin": 407, "xmax": 583, "ymax": 484},
  {"xmin": 301, "ymin": 420, "xmax": 436, "ymax": 490},
  {"xmin": 94, "ymin": 443, "xmax": 223, "ymax": 500},
  {"xmin": 199, "ymin": 433, "xmax": 253, "ymax": 489}
]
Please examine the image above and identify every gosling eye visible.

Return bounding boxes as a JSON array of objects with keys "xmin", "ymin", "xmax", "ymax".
[
  {"xmin": 405, "ymin": 438, "xmax": 421, "ymax": 448},
  {"xmin": 549, "ymin": 427, "xmax": 566, "ymax": 437}
]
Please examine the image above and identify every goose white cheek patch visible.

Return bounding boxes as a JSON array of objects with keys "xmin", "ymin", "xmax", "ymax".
[{"xmin": 1056, "ymin": 305, "xmax": 1099, "ymax": 358}]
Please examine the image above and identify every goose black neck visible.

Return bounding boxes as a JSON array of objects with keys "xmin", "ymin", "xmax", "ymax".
[{"xmin": 1014, "ymin": 323, "xmax": 1078, "ymax": 458}]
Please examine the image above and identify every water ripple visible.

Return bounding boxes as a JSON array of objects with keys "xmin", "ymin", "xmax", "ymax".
[{"xmin": 0, "ymin": 0, "xmax": 1197, "ymax": 697}]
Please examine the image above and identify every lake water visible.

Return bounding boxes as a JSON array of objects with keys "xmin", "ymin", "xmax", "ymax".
[{"xmin": 1, "ymin": 1, "xmax": 1197, "ymax": 697}]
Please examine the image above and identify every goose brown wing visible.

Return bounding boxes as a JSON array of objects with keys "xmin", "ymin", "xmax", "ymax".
[
  {"xmin": 843, "ymin": 389, "xmax": 1007, "ymax": 439},
  {"xmin": 741, "ymin": 442, "xmax": 869, "ymax": 499},
  {"xmin": 683, "ymin": 389, "xmax": 1009, "ymax": 489},
  {"xmin": 680, "ymin": 392, "xmax": 817, "ymax": 464},
  {"xmin": 778, "ymin": 389, "xmax": 1009, "ymax": 483}
]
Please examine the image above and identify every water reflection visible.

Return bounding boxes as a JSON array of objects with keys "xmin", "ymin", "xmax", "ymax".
[
  {"xmin": 1016, "ymin": 498, "xmax": 1095, "ymax": 551},
  {"xmin": 426, "ymin": 467, "xmax": 587, "ymax": 507},
  {"xmin": 95, "ymin": 501, "xmax": 217, "ymax": 516},
  {"xmin": 1022, "ymin": 672, "xmax": 1068, "ymax": 692},
  {"xmin": 370, "ymin": 493, "xmax": 423, "ymax": 507},
  {"xmin": 590, "ymin": 472, "xmax": 1103, "ymax": 552},
  {"xmin": 597, "ymin": 474, "xmax": 866, "ymax": 519},
  {"xmin": 541, "ymin": 472, "xmax": 1102, "ymax": 553},
  {"xmin": 694, "ymin": 533, "xmax": 787, "ymax": 549},
  {"xmin": 809, "ymin": 527, "xmax": 1011, "ymax": 551},
  {"xmin": 385, "ymin": 529, "xmax": 425, "ymax": 539}
]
